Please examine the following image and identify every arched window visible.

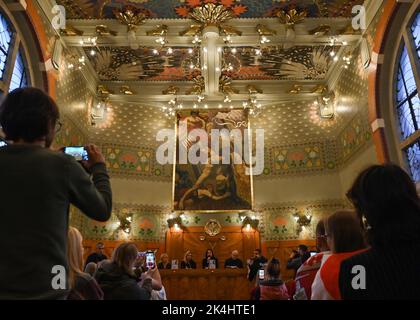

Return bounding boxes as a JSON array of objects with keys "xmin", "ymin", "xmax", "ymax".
[
  {"xmin": 0, "ymin": 11, "xmax": 29, "ymax": 94},
  {"xmin": 395, "ymin": 10, "xmax": 420, "ymax": 182}
]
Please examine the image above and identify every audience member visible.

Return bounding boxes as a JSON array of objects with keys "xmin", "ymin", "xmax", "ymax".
[
  {"xmin": 247, "ymin": 249, "xmax": 268, "ymax": 281},
  {"xmin": 84, "ymin": 262, "xmax": 98, "ymax": 277},
  {"xmin": 224, "ymin": 250, "xmax": 244, "ymax": 269},
  {"xmin": 85, "ymin": 242, "xmax": 108, "ymax": 267},
  {"xmin": 0, "ymin": 88, "xmax": 112, "ymax": 299},
  {"xmin": 289, "ymin": 219, "xmax": 331, "ymax": 299},
  {"xmin": 180, "ymin": 251, "xmax": 197, "ymax": 269},
  {"xmin": 286, "ymin": 245, "xmax": 311, "ymax": 274},
  {"xmin": 340, "ymin": 164, "xmax": 420, "ymax": 299},
  {"xmin": 157, "ymin": 253, "xmax": 171, "ymax": 270},
  {"xmin": 254, "ymin": 258, "xmax": 289, "ymax": 300},
  {"xmin": 311, "ymin": 211, "xmax": 366, "ymax": 300},
  {"xmin": 95, "ymin": 243, "xmax": 150, "ymax": 300},
  {"xmin": 66, "ymin": 227, "xmax": 103, "ymax": 300},
  {"xmin": 202, "ymin": 249, "xmax": 218, "ymax": 269}
]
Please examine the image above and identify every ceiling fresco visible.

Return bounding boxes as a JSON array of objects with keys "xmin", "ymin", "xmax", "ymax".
[
  {"xmin": 57, "ymin": 0, "xmax": 365, "ymax": 20},
  {"xmin": 223, "ymin": 45, "xmax": 339, "ymax": 81},
  {"xmin": 85, "ymin": 46, "xmax": 201, "ymax": 81}
]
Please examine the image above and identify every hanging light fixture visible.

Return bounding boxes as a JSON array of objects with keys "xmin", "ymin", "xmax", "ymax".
[{"xmin": 318, "ymin": 91, "xmax": 335, "ymax": 119}]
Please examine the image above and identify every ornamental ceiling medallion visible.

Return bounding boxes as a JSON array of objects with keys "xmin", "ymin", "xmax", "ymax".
[
  {"xmin": 204, "ymin": 219, "xmax": 222, "ymax": 237},
  {"xmin": 179, "ymin": 3, "xmax": 241, "ymax": 37},
  {"xmin": 114, "ymin": 5, "xmax": 148, "ymax": 32}
]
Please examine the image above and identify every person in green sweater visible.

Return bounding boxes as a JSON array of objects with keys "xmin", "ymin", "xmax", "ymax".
[{"xmin": 0, "ymin": 88, "xmax": 112, "ymax": 299}]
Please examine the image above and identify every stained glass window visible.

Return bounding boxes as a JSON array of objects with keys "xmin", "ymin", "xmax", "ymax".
[
  {"xmin": 395, "ymin": 8, "xmax": 420, "ymax": 183},
  {"xmin": 406, "ymin": 142, "xmax": 420, "ymax": 182},
  {"xmin": 396, "ymin": 46, "xmax": 419, "ymax": 139},
  {"xmin": 411, "ymin": 12, "xmax": 420, "ymax": 59},
  {"xmin": 9, "ymin": 51, "xmax": 28, "ymax": 92},
  {"xmin": 0, "ymin": 13, "xmax": 12, "ymax": 79}
]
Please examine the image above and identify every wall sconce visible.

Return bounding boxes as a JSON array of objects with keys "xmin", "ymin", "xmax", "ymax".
[
  {"xmin": 115, "ymin": 211, "xmax": 133, "ymax": 235},
  {"xmin": 167, "ymin": 215, "xmax": 185, "ymax": 231},
  {"xmin": 239, "ymin": 213, "xmax": 259, "ymax": 231},
  {"xmin": 318, "ymin": 91, "xmax": 335, "ymax": 120},
  {"xmin": 293, "ymin": 211, "xmax": 312, "ymax": 235},
  {"xmin": 91, "ymin": 86, "xmax": 112, "ymax": 126}
]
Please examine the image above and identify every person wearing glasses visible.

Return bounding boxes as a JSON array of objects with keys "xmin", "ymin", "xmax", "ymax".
[{"xmin": 0, "ymin": 88, "xmax": 112, "ymax": 300}]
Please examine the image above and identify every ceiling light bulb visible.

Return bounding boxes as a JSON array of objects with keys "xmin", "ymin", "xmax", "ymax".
[
  {"xmin": 188, "ymin": 48, "xmax": 193, "ymax": 54},
  {"xmin": 218, "ymin": 104, "xmax": 223, "ymax": 109},
  {"xmin": 167, "ymin": 47, "xmax": 173, "ymax": 54},
  {"xmin": 90, "ymin": 50, "xmax": 96, "ymax": 56},
  {"xmin": 342, "ymin": 41, "xmax": 348, "ymax": 45},
  {"xmin": 79, "ymin": 40, "xmax": 84, "ymax": 45},
  {"xmin": 217, "ymin": 47, "xmax": 222, "ymax": 53},
  {"xmin": 334, "ymin": 56, "xmax": 338, "ymax": 62},
  {"xmin": 330, "ymin": 51, "xmax": 335, "ymax": 57},
  {"xmin": 203, "ymin": 47, "xmax": 208, "ymax": 53},
  {"xmin": 230, "ymin": 105, "xmax": 234, "ymax": 109},
  {"xmin": 204, "ymin": 104, "xmax": 208, "ymax": 109},
  {"xmin": 153, "ymin": 49, "xmax": 159, "ymax": 55},
  {"xmin": 215, "ymin": 67, "xmax": 220, "ymax": 72},
  {"xmin": 231, "ymin": 48, "xmax": 237, "ymax": 54}
]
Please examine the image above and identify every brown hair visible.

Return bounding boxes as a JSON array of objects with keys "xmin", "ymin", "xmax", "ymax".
[
  {"xmin": 266, "ymin": 258, "xmax": 281, "ymax": 279},
  {"xmin": 325, "ymin": 211, "xmax": 366, "ymax": 253},
  {"xmin": 111, "ymin": 242, "xmax": 138, "ymax": 276}
]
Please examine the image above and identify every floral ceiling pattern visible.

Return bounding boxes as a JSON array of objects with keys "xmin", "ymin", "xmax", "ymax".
[
  {"xmin": 57, "ymin": 0, "xmax": 365, "ymax": 20},
  {"xmin": 86, "ymin": 47, "xmax": 201, "ymax": 81},
  {"xmin": 224, "ymin": 46, "xmax": 339, "ymax": 81}
]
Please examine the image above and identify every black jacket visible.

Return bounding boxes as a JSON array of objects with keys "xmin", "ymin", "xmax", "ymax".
[
  {"xmin": 339, "ymin": 243, "xmax": 420, "ymax": 300},
  {"xmin": 248, "ymin": 256, "xmax": 268, "ymax": 281},
  {"xmin": 0, "ymin": 145, "xmax": 112, "ymax": 300},
  {"xmin": 95, "ymin": 262, "xmax": 150, "ymax": 300}
]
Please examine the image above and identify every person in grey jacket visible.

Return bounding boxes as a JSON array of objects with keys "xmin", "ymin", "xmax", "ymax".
[{"xmin": 0, "ymin": 88, "xmax": 112, "ymax": 299}]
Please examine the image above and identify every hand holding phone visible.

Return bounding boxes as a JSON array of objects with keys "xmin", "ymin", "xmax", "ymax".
[
  {"xmin": 63, "ymin": 146, "xmax": 89, "ymax": 161},
  {"xmin": 258, "ymin": 269, "xmax": 265, "ymax": 280},
  {"xmin": 83, "ymin": 144, "xmax": 106, "ymax": 169},
  {"xmin": 146, "ymin": 251, "xmax": 156, "ymax": 270}
]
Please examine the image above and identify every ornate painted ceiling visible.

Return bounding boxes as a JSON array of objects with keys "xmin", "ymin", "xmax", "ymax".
[
  {"xmin": 57, "ymin": 0, "xmax": 364, "ymax": 20},
  {"xmin": 39, "ymin": 0, "xmax": 381, "ymax": 153}
]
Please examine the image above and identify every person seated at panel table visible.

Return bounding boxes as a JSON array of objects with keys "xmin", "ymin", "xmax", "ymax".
[
  {"xmin": 85, "ymin": 242, "xmax": 108, "ymax": 268},
  {"xmin": 202, "ymin": 249, "xmax": 219, "ymax": 269},
  {"xmin": 247, "ymin": 249, "xmax": 268, "ymax": 282},
  {"xmin": 224, "ymin": 250, "xmax": 244, "ymax": 269},
  {"xmin": 180, "ymin": 250, "xmax": 197, "ymax": 269},
  {"xmin": 157, "ymin": 253, "xmax": 171, "ymax": 270}
]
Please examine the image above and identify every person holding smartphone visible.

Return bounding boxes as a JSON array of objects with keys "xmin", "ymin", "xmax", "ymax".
[
  {"xmin": 253, "ymin": 258, "xmax": 289, "ymax": 300},
  {"xmin": 0, "ymin": 88, "xmax": 112, "ymax": 300}
]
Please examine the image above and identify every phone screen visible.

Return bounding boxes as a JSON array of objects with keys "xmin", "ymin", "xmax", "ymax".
[
  {"xmin": 258, "ymin": 269, "xmax": 265, "ymax": 280},
  {"xmin": 64, "ymin": 147, "xmax": 89, "ymax": 161},
  {"xmin": 146, "ymin": 252, "xmax": 155, "ymax": 270},
  {"xmin": 0, "ymin": 140, "xmax": 7, "ymax": 148}
]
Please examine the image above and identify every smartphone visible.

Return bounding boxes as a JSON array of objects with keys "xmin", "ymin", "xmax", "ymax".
[
  {"xmin": 258, "ymin": 269, "xmax": 265, "ymax": 280},
  {"xmin": 63, "ymin": 146, "xmax": 89, "ymax": 161},
  {"xmin": 146, "ymin": 251, "xmax": 156, "ymax": 270}
]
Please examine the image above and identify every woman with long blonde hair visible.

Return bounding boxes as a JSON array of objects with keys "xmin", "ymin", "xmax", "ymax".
[{"xmin": 67, "ymin": 227, "xmax": 103, "ymax": 300}]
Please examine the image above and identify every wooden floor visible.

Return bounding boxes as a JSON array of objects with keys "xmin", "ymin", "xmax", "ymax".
[{"xmin": 160, "ymin": 269, "xmax": 254, "ymax": 300}]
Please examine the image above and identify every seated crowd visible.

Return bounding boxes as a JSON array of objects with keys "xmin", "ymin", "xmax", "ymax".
[{"xmin": 0, "ymin": 88, "xmax": 419, "ymax": 300}]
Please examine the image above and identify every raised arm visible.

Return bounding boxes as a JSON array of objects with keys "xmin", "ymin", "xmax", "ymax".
[{"xmin": 69, "ymin": 144, "xmax": 112, "ymax": 222}]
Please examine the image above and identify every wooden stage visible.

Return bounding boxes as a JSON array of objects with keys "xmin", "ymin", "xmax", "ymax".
[{"xmin": 160, "ymin": 269, "xmax": 254, "ymax": 300}]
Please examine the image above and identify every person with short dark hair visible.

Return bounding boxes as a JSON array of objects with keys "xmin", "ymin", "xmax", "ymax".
[
  {"xmin": 247, "ymin": 249, "xmax": 268, "ymax": 281},
  {"xmin": 85, "ymin": 242, "xmax": 108, "ymax": 268},
  {"xmin": 311, "ymin": 211, "xmax": 366, "ymax": 300},
  {"xmin": 339, "ymin": 164, "xmax": 420, "ymax": 300},
  {"xmin": 224, "ymin": 250, "xmax": 244, "ymax": 269},
  {"xmin": 0, "ymin": 88, "xmax": 112, "ymax": 300},
  {"xmin": 286, "ymin": 244, "xmax": 311, "ymax": 274},
  {"xmin": 254, "ymin": 258, "xmax": 289, "ymax": 300}
]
